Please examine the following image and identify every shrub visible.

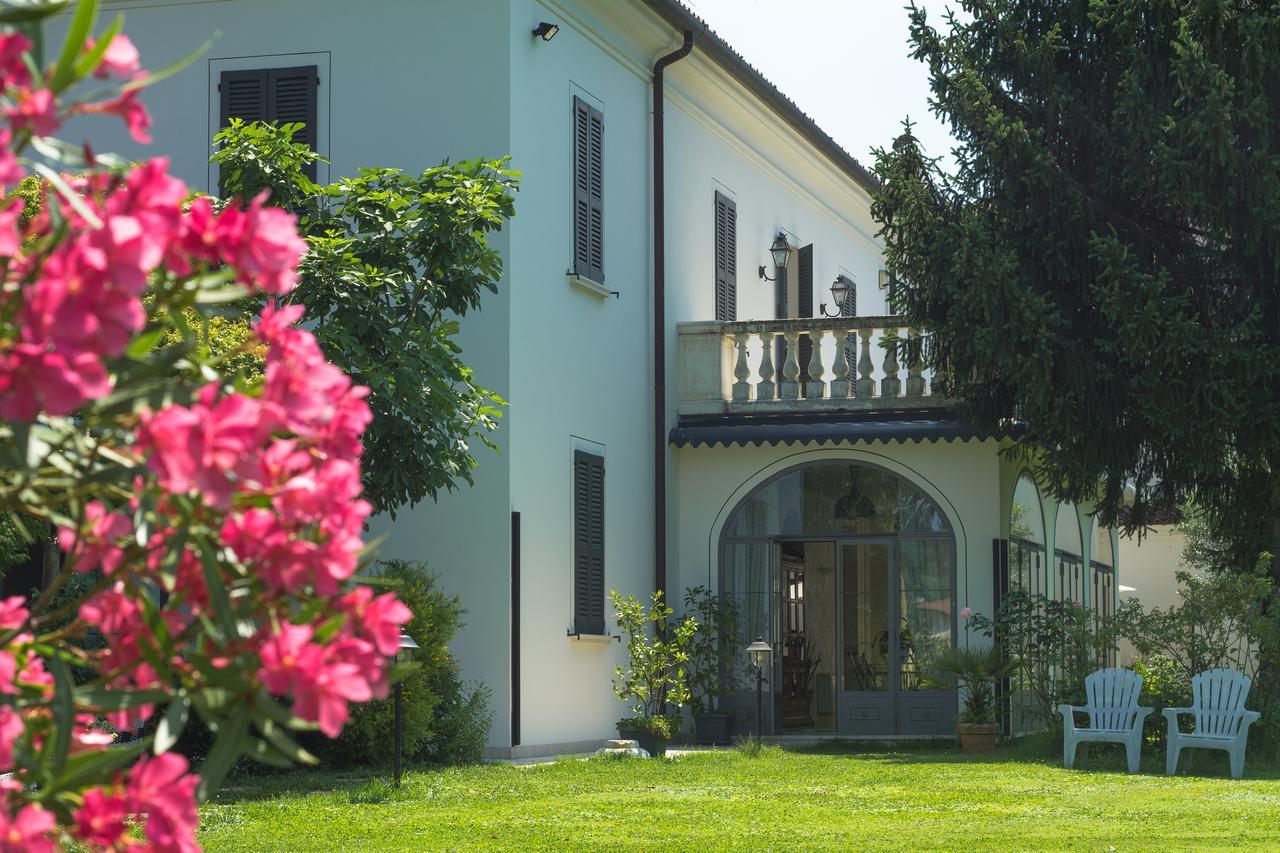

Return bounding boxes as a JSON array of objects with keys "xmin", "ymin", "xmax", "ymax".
[
  {"xmin": 610, "ymin": 590, "xmax": 697, "ymax": 734},
  {"xmin": 320, "ymin": 560, "xmax": 490, "ymax": 766}
]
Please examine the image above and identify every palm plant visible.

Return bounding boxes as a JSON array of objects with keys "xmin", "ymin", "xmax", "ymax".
[{"xmin": 932, "ymin": 644, "xmax": 1019, "ymax": 723}]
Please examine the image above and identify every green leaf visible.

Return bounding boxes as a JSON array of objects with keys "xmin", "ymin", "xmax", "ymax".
[
  {"xmin": 155, "ymin": 696, "xmax": 190, "ymax": 755},
  {"xmin": 125, "ymin": 327, "xmax": 167, "ymax": 360},
  {"xmin": 33, "ymin": 162, "xmax": 102, "ymax": 229},
  {"xmin": 256, "ymin": 718, "xmax": 317, "ymax": 765},
  {"xmin": 56, "ymin": 738, "xmax": 149, "ymax": 792},
  {"xmin": 196, "ymin": 539, "xmax": 237, "ymax": 639},
  {"xmin": 74, "ymin": 686, "xmax": 172, "ymax": 711},
  {"xmin": 48, "ymin": 655, "xmax": 74, "ymax": 774},
  {"xmin": 193, "ymin": 283, "xmax": 251, "ymax": 305},
  {"xmin": 48, "ymin": 0, "xmax": 95, "ymax": 92},
  {"xmin": 196, "ymin": 705, "xmax": 250, "ymax": 802},
  {"xmin": 0, "ymin": 0, "xmax": 69, "ymax": 25},
  {"xmin": 70, "ymin": 12, "xmax": 121, "ymax": 79}
]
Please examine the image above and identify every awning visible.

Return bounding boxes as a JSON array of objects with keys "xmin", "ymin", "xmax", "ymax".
[{"xmin": 669, "ymin": 410, "xmax": 1021, "ymax": 448}]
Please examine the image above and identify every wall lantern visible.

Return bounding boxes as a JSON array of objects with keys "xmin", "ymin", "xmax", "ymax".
[
  {"xmin": 532, "ymin": 21, "xmax": 560, "ymax": 41},
  {"xmin": 820, "ymin": 274, "xmax": 853, "ymax": 317},
  {"xmin": 393, "ymin": 632, "xmax": 420, "ymax": 787},
  {"xmin": 758, "ymin": 233, "xmax": 791, "ymax": 281},
  {"xmin": 745, "ymin": 636, "xmax": 773, "ymax": 738}
]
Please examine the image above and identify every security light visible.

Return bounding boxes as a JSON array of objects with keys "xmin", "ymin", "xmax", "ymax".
[{"xmin": 533, "ymin": 21, "xmax": 560, "ymax": 41}]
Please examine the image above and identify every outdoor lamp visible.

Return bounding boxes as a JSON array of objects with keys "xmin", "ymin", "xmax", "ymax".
[
  {"xmin": 820, "ymin": 274, "xmax": 853, "ymax": 317},
  {"xmin": 393, "ymin": 632, "xmax": 420, "ymax": 787},
  {"xmin": 758, "ymin": 233, "xmax": 791, "ymax": 281},
  {"xmin": 532, "ymin": 21, "xmax": 560, "ymax": 41},
  {"xmin": 745, "ymin": 637, "xmax": 773, "ymax": 739}
]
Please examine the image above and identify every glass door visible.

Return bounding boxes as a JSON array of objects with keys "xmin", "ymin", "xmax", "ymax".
[
  {"xmin": 896, "ymin": 539, "xmax": 956, "ymax": 735},
  {"xmin": 777, "ymin": 541, "xmax": 837, "ymax": 733},
  {"xmin": 837, "ymin": 541, "xmax": 894, "ymax": 736}
]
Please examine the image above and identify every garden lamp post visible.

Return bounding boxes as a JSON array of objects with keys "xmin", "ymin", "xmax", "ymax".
[
  {"xmin": 393, "ymin": 632, "xmax": 419, "ymax": 787},
  {"xmin": 745, "ymin": 637, "xmax": 772, "ymax": 739}
]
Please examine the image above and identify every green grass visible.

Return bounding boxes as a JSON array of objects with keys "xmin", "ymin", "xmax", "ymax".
[{"xmin": 199, "ymin": 739, "xmax": 1280, "ymax": 851}]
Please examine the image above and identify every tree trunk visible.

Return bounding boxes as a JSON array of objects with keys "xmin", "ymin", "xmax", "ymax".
[
  {"xmin": 40, "ymin": 519, "xmax": 58, "ymax": 590},
  {"xmin": 1261, "ymin": 463, "xmax": 1280, "ymax": 699}
]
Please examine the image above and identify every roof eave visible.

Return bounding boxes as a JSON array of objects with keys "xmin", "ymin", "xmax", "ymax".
[{"xmin": 642, "ymin": 0, "xmax": 880, "ymax": 196}]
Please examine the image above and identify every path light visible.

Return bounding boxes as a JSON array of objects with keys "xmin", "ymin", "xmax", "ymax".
[
  {"xmin": 746, "ymin": 637, "xmax": 773, "ymax": 739},
  {"xmin": 820, "ymin": 274, "xmax": 853, "ymax": 317},
  {"xmin": 393, "ymin": 632, "xmax": 419, "ymax": 787},
  {"xmin": 758, "ymin": 233, "xmax": 791, "ymax": 281},
  {"xmin": 532, "ymin": 21, "xmax": 560, "ymax": 41}
]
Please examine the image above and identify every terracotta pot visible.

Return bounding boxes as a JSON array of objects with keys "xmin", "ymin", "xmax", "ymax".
[{"xmin": 956, "ymin": 721, "xmax": 999, "ymax": 753}]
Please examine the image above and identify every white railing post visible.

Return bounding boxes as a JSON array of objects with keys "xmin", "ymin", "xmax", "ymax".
[
  {"xmin": 880, "ymin": 326, "xmax": 901, "ymax": 398},
  {"xmin": 805, "ymin": 328, "xmax": 826, "ymax": 400},
  {"xmin": 856, "ymin": 328, "xmax": 875, "ymax": 398},
  {"xmin": 732, "ymin": 332, "xmax": 752, "ymax": 402},
  {"xmin": 757, "ymin": 333, "xmax": 776, "ymax": 401},
  {"xmin": 780, "ymin": 330, "xmax": 801, "ymax": 400}
]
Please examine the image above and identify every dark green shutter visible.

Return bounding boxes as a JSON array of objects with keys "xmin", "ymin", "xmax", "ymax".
[
  {"xmin": 839, "ymin": 274, "xmax": 857, "ymax": 378},
  {"xmin": 572, "ymin": 96, "xmax": 604, "ymax": 284},
  {"xmin": 573, "ymin": 450, "xmax": 605, "ymax": 635},
  {"xmin": 268, "ymin": 66, "xmax": 318, "ymax": 180},
  {"xmin": 798, "ymin": 244, "xmax": 814, "ymax": 387},
  {"xmin": 219, "ymin": 66, "xmax": 318, "ymax": 180},
  {"xmin": 714, "ymin": 192, "xmax": 736, "ymax": 321}
]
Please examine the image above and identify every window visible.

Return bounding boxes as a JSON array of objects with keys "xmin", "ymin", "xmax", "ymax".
[
  {"xmin": 572, "ymin": 450, "xmax": 605, "ymax": 635},
  {"xmin": 572, "ymin": 96, "xmax": 604, "ymax": 284},
  {"xmin": 714, "ymin": 191, "xmax": 736, "ymax": 321},
  {"xmin": 219, "ymin": 66, "xmax": 319, "ymax": 180}
]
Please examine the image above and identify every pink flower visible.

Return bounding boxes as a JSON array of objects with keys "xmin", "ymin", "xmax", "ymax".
[
  {"xmin": 0, "ymin": 33, "xmax": 32, "ymax": 90},
  {"xmin": 5, "ymin": 87, "xmax": 59, "ymax": 137},
  {"xmin": 259, "ymin": 622, "xmax": 320, "ymax": 696},
  {"xmin": 0, "ymin": 129, "xmax": 22, "ymax": 186},
  {"xmin": 0, "ymin": 343, "xmax": 111, "ymax": 420},
  {"xmin": 77, "ymin": 73, "xmax": 152, "ymax": 144},
  {"xmin": 79, "ymin": 584, "xmax": 142, "ymax": 636},
  {"xmin": 960, "ymin": 607, "xmax": 973, "ymax": 619},
  {"xmin": 73, "ymin": 787, "xmax": 129, "ymax": 848},
  {"xmin": 341, "ymin": 587, "xmax": 413, "ymax": 656},
  {"xmin": 58, "ymin": 501, "xmax": 132, "ymax": 575},
  {"xmin": 0, "ymin": 652, "xmax": 16, "ymax": 696},
  {"xmin": 0, "ymin": 706, "xmax": 23, "ymax": 771},
  {"xmin": 0, "ymin": 200, "xmax": 21, "ymax": 258},
  {"xmin": 0, "ymin": 803, "xmax": 56, "ymax": 853},
  {"xmin": 0, "ymin": 597, "xmax": 27, "ymax": 631},
  {"xmin": 126, "ymin": 753, "xmax": 199, "ymax": 853},
  {"xmin": 89, "ymin": 34, "xmax": 140, "ymax": 78},
  {"xmin": 296, "ymin": 652, "xmax": 374, "ymax": 738},
  {"xmin": 233, "ymin": 193, "xmax": 307, "ymax": 293},
  {"xmin": 137, "ymin": 387, "xmax": 271, "ymax": 506}
]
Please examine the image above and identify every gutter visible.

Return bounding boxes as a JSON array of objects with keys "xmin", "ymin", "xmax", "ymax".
[
  {"xmin": 642, "ymin": 0, "xmax": 879, "ymax": 195},
  {"xmin": 652, "ymin": 31, "xmax": 695, "ymax": 601}
]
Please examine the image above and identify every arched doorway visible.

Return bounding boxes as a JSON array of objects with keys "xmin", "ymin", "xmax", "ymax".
[
  {"xmin": 1055, "ymin": 505, "xmax": 1084, "ymax": 605},
  {"xmin": 719, "ymin": 461, "xmax": 956, "ymax": 737}
]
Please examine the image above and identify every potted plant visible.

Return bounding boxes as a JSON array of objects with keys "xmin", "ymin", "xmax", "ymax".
[
  {"xmin": 683, "ymin": 586, "xmax": 740, "ymax": 745},
  {"xmin": 931, "ymin": 643, "xmax": 1019, "ymax": 753},
  {"xmin": 611, "ymin": 590, "xmax": 698, "ymax": 757}
]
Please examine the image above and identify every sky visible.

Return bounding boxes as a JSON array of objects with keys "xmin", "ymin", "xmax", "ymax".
[{"xmin": 680, "ymin": 0, "xmax": 957, "ymax": 172}]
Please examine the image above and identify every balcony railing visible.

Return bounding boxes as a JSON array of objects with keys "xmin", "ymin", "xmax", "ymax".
[{"xmin": 678, "ymin": 316, "xmax": 947, "ymax": 416}]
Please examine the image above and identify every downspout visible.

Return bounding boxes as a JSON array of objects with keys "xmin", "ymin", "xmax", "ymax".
[{"xmin": 653, "ymin": 31, "xmax": 695, "ymax": 602}]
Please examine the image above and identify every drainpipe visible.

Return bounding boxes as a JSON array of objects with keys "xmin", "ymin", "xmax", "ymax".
[{"xmin": 652, "ymin": 31, "xmax": 695, "ymax": 603}]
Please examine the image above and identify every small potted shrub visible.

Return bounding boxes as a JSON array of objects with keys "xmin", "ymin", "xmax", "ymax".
[
  {"xmin": 683, "ymin": 586, "xmax": 740, "ymax": 745},
  {"xmin": 932, "ymin": 644, "xmax": 1018, "ymax": 753},
  {"xmin": 611, "ymin": 590, "xmax": 697, "ymax": 757}
]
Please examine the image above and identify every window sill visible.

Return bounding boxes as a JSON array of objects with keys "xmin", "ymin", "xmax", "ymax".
[
  {"xmin": 567, "ymin": 273, "xmax": 612, "ymax": 299},
  {"xmin": 567, "ymin": 630, "xmax": 619, "ymax": 644}
]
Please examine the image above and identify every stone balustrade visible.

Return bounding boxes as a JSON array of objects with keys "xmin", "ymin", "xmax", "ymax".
[{"xmin": 678, "ymin": 316, "xmax": 946, "ymax": 416}]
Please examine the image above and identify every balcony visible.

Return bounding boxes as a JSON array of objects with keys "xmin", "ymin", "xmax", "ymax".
[{"xmin": 678, "ymin": 316, "xmax": 947, "ymax": 416}]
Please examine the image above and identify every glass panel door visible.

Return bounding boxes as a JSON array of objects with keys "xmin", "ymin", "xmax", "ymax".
[
  {"xmin": 778, "ymin": 541, "xmax": 836, "ymax": 732},
  {"xmin": 837, "ymin": 541, "xmax": 894, "ymax": 735},
  {"xmin": 896, "ymin": 539, "xmax": 955, "ymax": 735}
]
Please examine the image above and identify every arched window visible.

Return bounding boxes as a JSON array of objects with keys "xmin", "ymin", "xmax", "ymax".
[
  {"xmin": 1055, "ymin": 504, "xmax": 1084, "ymax": 605},
  {"xmin": 1089, "ymin": 519, "xmax": 1117, "ymax": 664},
  {"xmin": 720, "ymin": 461, "xmax": 956, "ymax": 737},
  {"xmin": 1009, "ymin": 475, "xmax": 1047, "ymax": 597}
]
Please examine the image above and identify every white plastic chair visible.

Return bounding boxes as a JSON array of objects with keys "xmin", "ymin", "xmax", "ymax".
[
  {"xmin": 1058, "ymin": 668, "xmax": 1151, "ymax": 773},
  {"xmin": 1164, "ymin": 668, "xmax": 1260, "ymax": 779}
]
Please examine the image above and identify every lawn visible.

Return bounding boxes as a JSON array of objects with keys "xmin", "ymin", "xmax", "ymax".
[{"xmin": 198, "ymin": 740, "xmax": 1280, "ymax": 851}]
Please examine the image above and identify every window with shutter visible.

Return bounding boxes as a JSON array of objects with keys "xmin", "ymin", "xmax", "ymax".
[
  {"xmin": 219, "ymin": 65, "xmax": 318, "ymax": 180},
  {"xmin": 714, "ymin": 192, "xmax": 737, "ymax": 322},
  {"xmin": 572, "ymin": 96, "xmax": 604, "ymax": 284},
  {"xmin": 572, "ymin": 450, "xmax": 605, "ymax": 635},
  {"xmin": 797, "ymin": 244, "xmax": 814, "ymax": 388}
]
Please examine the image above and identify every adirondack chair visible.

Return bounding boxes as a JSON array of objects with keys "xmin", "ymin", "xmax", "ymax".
[
  {"xmin": 1058, "ymin": 668, "xmax": 1151, "ymax": 773},
  {"xmin": 1164, "ymin": 668, "xmax": 1260, "ymax": 779}
]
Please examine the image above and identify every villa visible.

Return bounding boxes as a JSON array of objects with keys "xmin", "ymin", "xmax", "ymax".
[{"xmin": 96, "ymin": 0, "xmax": 1120, "ymax": 758}]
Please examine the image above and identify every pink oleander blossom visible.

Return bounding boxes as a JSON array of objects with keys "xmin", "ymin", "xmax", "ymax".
[
  {"xmin": 90, "ymin": 34, "xmax": 140, "ymax": 78},
  {"xmin": 126, "ymin": 753, "xmax": 199, "ymax": 853},
  {"xmin": 0, "ymin": 343, "xmax": 111, "ymax": 421},
  {"xmin": 4, "ymin": 87, "xmax": 57, "ymax": 136},
  {"xmin": 0, "ymin": 803, "xmax": 55, "ymax": 853},
  {"xmin": 960, "ymin": 607, "xmax": 973, "ymax": 619},
  {"xmin": 0, "ymin": 707, "xmax": 23, "ymax": 772},
  {"xmin": 340, "ymin": 586, "xmax": 413, "ymax": 657},
  {"xmin": 0, "ymin": 33, "xmax": 31, "ymax": 90},
  {"xmin": 58, "ymin": 501, "xmax": 132, "ymax": 576},
  {"xmin": 73, "ymin": 787, "xmax": 129, "ymax": 849}
]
